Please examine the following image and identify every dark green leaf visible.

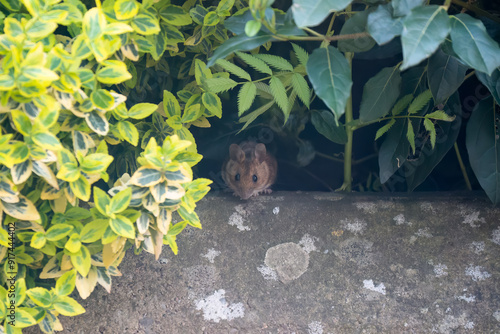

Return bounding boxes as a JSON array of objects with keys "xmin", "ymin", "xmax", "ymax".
[
  {"xmin": 311, "ymin": 109, "xmax": 347, "ymax": 144},
  {"xmin": 367, "ymin": 4, "xmax": 402, "ymax": 45},
  {"xmin": 292, "ymin": 0, "xmax": 353, "ymax": 28},
  {"xmin": 428, "ymin": 49, "xmax": 468, "ymax": 105},
  {"xmin": 207, "ymin": 34, "xmax": 273, "ymax": 67},
  {"xmin": 338, "ymin": 9, "xmax": 376, "ymax": 53}
]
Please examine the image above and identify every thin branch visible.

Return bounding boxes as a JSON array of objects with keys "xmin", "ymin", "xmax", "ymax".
[{"xmin": 451, "ymin": 0, "xmax": 500, "ymax": 24}]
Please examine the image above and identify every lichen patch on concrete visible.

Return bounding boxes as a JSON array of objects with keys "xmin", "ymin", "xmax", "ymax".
[
  {"xmin": 354, "ymin": 202, "xmax": 377, "ymax": 214},
  {"xmin": 307, "ymin": 321, "xmax": 324, "ymax": 334},
  {"xmin": 433, "ymin": 263, "xmax": 448, "ymax": 277},
  {"xmin": 298, "ymin": 234, "xmax": 319, "ymax": 253},
  {"xmin": 363, "ymin": 279, "xmax": 386, "ymax": 295},
  {"xmin": 195, "ymin": 289, "xmax": 245, "ymax": 323},
  {"xmin": 460, "ymin": 209, "xmax": 486, "ymax": 228},
  {"xmin": 264, "ymin": 242, "xmax": 309, "ymax": 283},
  {"xmin": 393, "ymin": 213, "xmax": 412, "ymax": 225},
  {"xmin": 465, "ymin": 264, "xmax": 491, "ymax": 281},
  {"xmin": 257, "ymin": 264, "xmax": 278, "ymax": 281},
  {"xmin": 469, "ymin": 241, "xmax": 485, "ymax": 254},
  {"xmin": 341, "ymin": 218, "xmax": 367, "ymax": 235},
  {"xmin": 457, "ymin": 294, "xmax": 476, "ymax": 303},
  {"xmin": 492, "ymin": 228, "xmax": 500, "ymax": 245},
  {"xmin": 273, "ymin": 206, "xmax": 280, "ymax": 215},
  {"xmin": 201, "ymin": 248, "xmax": 221, "ymax": 263}
]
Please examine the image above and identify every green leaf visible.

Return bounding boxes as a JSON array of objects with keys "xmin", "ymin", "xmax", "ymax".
[
  {"xmin": 83, "ymin": 8, "xmax": 106, "ymax": 40},
  {"xmin": 204, "ymin": 78, "xmax": 238, "ymax": 93},
  {"xmin": 104, "ymin": 22, "xmax": 134, "ymax": 35},
  {"xmin": 23, "ymin": 66, "xmax": 59, "ymax": 81},
  {"xmin": 423, "ymin": 118, "xmax": 436, "ymax": 149},
  {"xmin": 392, "ymin": 0, "xmax": 425, "ymax": 17},
  {"xmin": 0, "ymin": 74, "xmax": 15, "ymax": 90},
  {"xmin": 110, "ymin": 215, "xmax": 135, "ymax": 239},
  {"xmin": 255, "ymin": 54, "xmax": 294, "ymax": 71},
  {"xmin": 53, "ymin": 295, "xmax": 85, "ymax": 316},
  {"xmin": 427, "ymin": 49, "xmax": 468, "ymax": 105},
  {"xmin": 14, "ymin": 278, "xmax": 27, "ymax": 306},
  {"xmin": 476, "ymin": 69, "xmax": 500, "ymax": 106},
  {"xmin": 425, "ymin": 110, "xmax": 455, "ymax": 122},
  {"xmin": 159, "ymin": 5, "xmax": 192, "ymax": 26},
  {"xmin": 405, "ymin": 92, "xmax": 461, "ymax": 191},
  {"xmin": 26, "ymin": 20, "xmax": 57, "ymax": 40},
  {"xmin": 181, "ymin": 103, "xmax": 201, "ymax": 123},
  {"xmin": 408, "ymin": 89, "xmax": 432, "ymax": 114},
  {"xmin": 207, "ymin": 34, "xmax": 273, "ymax": 67},
  {"xmin": 117, "ymin": 121, "xmax": 139, "ymax": 146},
  {"xmin": 30, "ymin": 231, "xmax": 46, "ymax": 249},
  {"xmin": 291, "ymin": 73, "xmax": 310, "ymax": 108},
  {"xmin": 127, "ymin": 103, "xmax": 157, "ymax": 119},
  {"xmin": 367, "ymin": 3, "xmax": 403, "ymax": 45},
  {"xmin": 55, "ymin": 270, "xmax": 76, "ymax": 296},
  {"xmin": 201, "ymin": 92, "xmax": 222, "ymax": 118},
  {"xmin": 46, "ymin": 224, "xmax": 73, "ymax": 241},
  {"xmin": 178, "ymin": 206, "xmax": 201, "ymax": 229},
  {"xmin": 130, "ymin": 167, "xmax": 163, "ymax": 187},
  {"xmin": 91, "ymin": 89, "xmax": 114, "ymax": 111},
  {"xmin": 70, "ymin": 246, "xmax": 91, "ymax": 276},
  {"xmin": 93, "ymin": 187, "xmax": 111, "ymax": 217},
  {"xmin": 96, "ymin": 61, "xmax": 132, "ymax": 85},
  {"xmin": 31, "ymin": 130, "xmax": 62, "ymax": 151},
  {"xmin": 291, "ymin": 43, "xmax": 309, "ymax": 67},
  {"xmin": 269, "ymin": 76, "xmax": 288, "ymax": 116},
  {"xmin": 401, "ymin": 6, "xmax": 450, "ymax": 71},
  {"xmin": 80, "ymin": 219, "xmax": 108, "ymax": 243},
  {"xmin": 70, "ymin": 174, "xmax": 91, "ymax": 201},
  {"xmin": 204, "ymin": 11, "xmax": 220, "ymax": 26},
  {"xmin": 311, "ymin": 109, "xmax": 347, "ymax": 144},
  {"xmin": 292, "ymin": 0, "xmax": 353, "ymax": 28},
  {"xmin": 391, "ymin": 94, "xmax": 414, "ymax": 116},
  {"xmin": 306, "ymin": 46, "xmax": 352, "ymax": 122},
  {"xmin": 359, "ymin": 66, "xmax": 401, "ymax": 122},
  {"xmin": 10, "ymin": 309, "xmax": 37, "ymax": 328},
  {"xmin": 109, "ymin": 187, "xmax": 132, "ymax": 214},
  {"xmin": 65, "ymin": 233, "xmax": 82, "ymax": 253},
  {"xmin": 11, "ymin": 110, "xmax": 32, "ymax": 136},
  {"xmin": 450, "ymin": 13, "xmax": 500, "ymax": 75},
  {"xmin": 466, "ymin": 95, "xmax": 500, "ymax": 204},
  {"xmin": 80, "ymin": 153, "xmax": 113, "ymax": 174},
  {"xmin": 375, "ymin": 119, "xmax": 396, "ymax": 140},
  {"xmin": 215, "ymin": 59, "xmax": 251, "ymax": 81},
  {"xmin": 406, "ymin": 120, "xmax": 416, "ymax": 154},
  {"xmin": 85, "ymin": 111, "xmax": 109, "ymax": 136},
  {"xmin": 131, "ymin": 13, "xmax": 160, "ymax": 35},
  {"xmin": 338, "ymin": 9, "xmax": 376, "ymax": 53},
  {"xmin": 245, "ymin": 20, "xmax": 261, "ymax": 37},
  {"xmin": 163, "ymin": 91, "xmax": 181, "ymax": 117},
  {"xmin": 26, "ymin": 287, "xmax": 52, "ymax": 308},
  {"xmin": 114, "ymin": 0, "xmax": 139, "ymax": 20},
  {"xmin": 238, "ymin": 82, "xmax": 257, "ymax": 116},
  {"xmin": 378, "ymin": 118, "xmax": 411, "ymax": 183},
  {"xmin": 236, "ymin": 51, "xmax": 272, "ymax": 75},
  {"xmin": 238, "ymin": 100, "xmax": 274, "ymax": 131}
]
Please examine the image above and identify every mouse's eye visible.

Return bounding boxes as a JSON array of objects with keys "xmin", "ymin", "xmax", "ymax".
[
  {"xmin": 252, "ymin": 175, "xmax": 258, "ymax": 182},
  {"xmin": 235, "ymin": 173, "xmax": 240, "ymax": 181}
]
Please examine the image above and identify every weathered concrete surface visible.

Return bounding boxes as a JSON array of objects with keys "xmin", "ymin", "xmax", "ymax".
[{"xmin": 43, "ymin": 192, "xmax": 500, "ymax": 333}]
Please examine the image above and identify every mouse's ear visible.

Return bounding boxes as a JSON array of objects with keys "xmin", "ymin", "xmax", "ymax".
[
  {"xmin": 229, "ymin": 144, "xmax": 245, "ymax": 162},
  {"xmin": 254, "ymin": 143, "xmax": 267, "ymax": 163}
]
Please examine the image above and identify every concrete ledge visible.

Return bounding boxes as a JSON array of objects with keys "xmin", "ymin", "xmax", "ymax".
[{"xmin": 39, "ymin": 192, "xmax": 500, "ymax": 333}]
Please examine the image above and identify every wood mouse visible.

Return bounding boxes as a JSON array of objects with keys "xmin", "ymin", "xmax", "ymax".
[{"xmin": 222, "ymin": 142, "xmax": 277, "ymax": 200}]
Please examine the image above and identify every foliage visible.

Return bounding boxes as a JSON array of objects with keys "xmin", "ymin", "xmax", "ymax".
[
  {"xmin": 0, "ymin": 0, "xmax": 232, "ymax": 332},
  {"xmin": 207, "ymin": 0, "xmax": 500, "ymax": 203}
]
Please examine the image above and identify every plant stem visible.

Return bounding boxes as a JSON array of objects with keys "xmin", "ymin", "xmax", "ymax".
[
  {"xmin": 338, "ymin": 52, "xmax": 354, "ymax": 192},
  {"xmin": 454, "ymin": 142, "xmax": 472, "ymax": 190},
  {"xmin": 283, "ymin": 32, "xmax": 369, "ymax": 42},
  {"xmin": 451, "ymin": 0, "xmax": 500, "ymax": 24}
]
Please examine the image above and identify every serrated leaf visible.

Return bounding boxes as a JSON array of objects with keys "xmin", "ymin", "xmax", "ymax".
[
  {"xmin": 255, "ymin": 54, "xmax": 294, "ymax": 71},
  {"xmin": 375, "ymin": 119, "xmax": 396, "ymax": 140},
  {"xmin": 269, "ymin": 76, "xmax": 288, "ymax": 116},
  {"xmin": 207, "ymin": 34, "xmax": 273, "ymax": 67},
  {"xmin": 425, "ymin": 110, "xmax": 455, "ymax": 121},
  {"xmin": 236, "ymin": 51, "xmax": 272, "ymax": 75},
  {"xmin": 290, "ymin": 73, "xmax": 310, "ymax": 108},
  {"xmin": 204, "ymin": 77, "xmax": 238, "ymax": 93},
  {"xmin": 238, "ymin": 82, "xmax": 257, "ymax": 116},
  {"xmin": 306, "ymin": 46, "xmax": 352, "ymax": 122},
  {"xmin": 215, "ymin": 58, "xmax": 251, "ymax": 81},
  {"xmin": 391, "ymin": 94, "xmax": 414, "ymax": 116},
  {"xmin": 423, "ymin": 118, "xmax": 436, "ymax": 149},
  {"xmin": 406, "ymin": 121, "xmax": 415, "ymax": 154},
  {"xmin": 291, "ymin": 43, "xmax": 309, "ymax": 67},
  {"xmin": 401, "ymin": 6, "xmax": 450, "ymax": 71},
  {"xmin": 408, "ymin": 89, "xmax": 433, "ymax": 114},
  {"xmin": 360, "ymin": 66, "xmax": 401, "ymax": 122}
]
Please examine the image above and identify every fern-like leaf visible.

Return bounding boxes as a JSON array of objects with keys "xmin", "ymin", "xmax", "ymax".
[
  {"xmin": 254, "ymin": 54, "xmax": 293, "ymax": 71},
  {"xmin": 284, "ymin": 90, "xmax": 296, "ymax": 124},
  {"xmin": 238, "ymin": 100, "xmax": 275, "ymax": 132},
  {"xmin": 408, "ymin": 89, "xmax": 433, "ymax": 114},
  {"xmin": 391, "ymin": 94, "xmax": 413, "ymax": 116},
  {"xmin": 238, "ymin": 82, "xmax": 257, "ymax": 116},
  {"xmin": 406, "ymin": 121, "xmax": 416, "ymax": 154},
  {"xmin": 216, "ymin": 58, "xmax": 251, "ymax": 81},
  {"xmin": 291, "ymin": 73, "xmax": 310, "ymax": 108},
  {"xmin": 254, "ymin": 82, "xmax": 273, "ymax": 99},
  {"xmin": 423, "ymin": 118, "xmax": 436, "ymax": 149},
  {"xmin": 204, "ymin": 78, "xmax": 238, "ymax": 93},
  {"xmin": 292, "ymin": 43, "xmax": 309, "ymax": 67},
  {"xmin": 425, "ymin": 110, "xmax": 455, "ymax": 122},
  {"xmin": 375, "ymin": 119, "xmax": 396, "ymax": 140},
  {"xmin": 236, "ymin": 51, "xmax": 272, "ymax": 75},
  {"xmin": 269, "ymin": 76, "xmax": 288, "ymax": 115}
]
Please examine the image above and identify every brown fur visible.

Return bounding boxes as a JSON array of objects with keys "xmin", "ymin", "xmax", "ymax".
[{"xmin": 222, "ymin": 142, "xmax": 277, "ymax": 200}]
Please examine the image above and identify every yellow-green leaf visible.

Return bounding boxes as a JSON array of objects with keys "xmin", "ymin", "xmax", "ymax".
[
  {"xmin": 32, "ymin": 129, "xmax": 62, "ymax": 151},
  {"xmin": 56, "ymin": 163, "xmax": 80, "ymax": 182},
  {"xmin": 65, "ymin": 233, "xmax": 81, "ymax": 253},
  {"xmin": 162, "ymin": 90, "xmax": 181, "ymax": 117},
  {"xmin": 127, "ymin": 103, "xmax": 158, "ymax": 119},
  {"xmin": 2, "ymin": 195, "xmax": 40, "ymax": 221},
  {"xmin": 46, "ymin": 223, "xmax": 74, "ymax": 241},
  {"xmin": 117, "ymin": 121, "xmax": 139, "ymax": 146},
  {"xmin": 93, "ymin": 187, "xmax": 111, "ymax": 216},
  {"xmin": 131, "ymin": 13, "xmax": 160, "ymax": 35},
  {"xmin": 109, "ymin": 215, "xmax": 135, "ymax": 239},
  {"xmin": 0, "ymin": 74, "xmax": 15, "ymax": 90},
  {"xmin": 70, "ymin": 245, "xmax": 91, "ymax": 277},
  {"xmin": 158, "ymin": 5, "xmax": 192, "ymax": 26},
  {"xmin": 109, "ymin": 187, "xmax": 131, "ymax": 214},
  {"xmin": 30, "ymin": 231, "xmax": 47, "ymax": 249},
  {"xmin": 26, "ymin": 287, "xmax": 52, "ymax": 308},
  {"xmin": 83, "ymin": 7, "xmax": 106, "ymax": 40},
  {"xmin": 11, "ymin": 309, "xmax": 37, "ymax": 328},
  {"xmin": 80, "ymin": 220, "xmax": 107, "ymax": 243},
  {"xmin": 114, "ymin": 0, "xmax": 139, "ymax": 20},
  {"xmin": 91, "ymin": 89, "xmax": 114, "ymax": 111},
  {"xmin": 202, "ymin": 92, "xmax": 222, "ymax": 118},
  {"xmin": 11, "ymin": 110, "xmax": 32, "ymax": 136},
  {"xmin": 80, "ymin": 153, "xmax": 113, "ymax": 174},
  {"xmin": 69, "ymin": 174, "xmax": 91, "ymax": 201},
  {"xmin": 55, "ymin": 270, "xmax": 76, "ymax": 296},
  {"xmin": 53, "ymin": 295, "xmax": 85, "ymax": 316},
  {"xmin": 129, "ymin": 167, "xmax": 163, "ymax": 187},
  {"xmin": 96, "ymin": 61, "xmax": 132, "ymax": 85},
  {"xmin": 23, "ymin": 66, "xmax": 59, "ymax": 81}
]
